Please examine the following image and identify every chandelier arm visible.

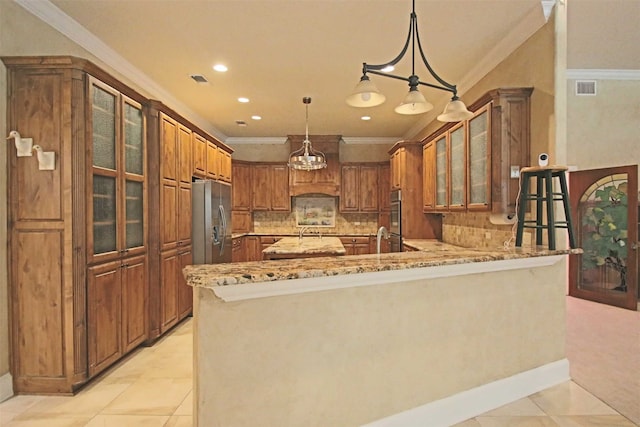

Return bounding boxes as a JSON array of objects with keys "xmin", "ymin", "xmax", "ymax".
[
  {"xmin": 367, "ymin": 69, "xmax": 453, "ymax": 94},
  {"xmin": 414, "ymin": 19, "xmax": 457, "ymax": 95},
  {"xmin": 362, "ymin": 13, "xmax": 414, "ymax": 72}
]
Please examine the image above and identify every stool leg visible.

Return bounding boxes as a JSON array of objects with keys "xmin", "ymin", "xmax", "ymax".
[
  {"xmin": 515, "ymin": 173, "xmax": 529, "ymax": 247},
  {"xmin": 545, "ymin": 170, "xmax": 556, "ymax": 250},
  {"xmin": 558, "ymin": 171, "xmax": 577, "ymax": 248},
  {"xmin": 536, "ymin": 174, "xmax": 545, "ymax": 246}
]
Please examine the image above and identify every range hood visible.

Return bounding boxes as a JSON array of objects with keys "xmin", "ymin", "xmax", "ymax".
[{"xmin": 287, "ymin": 135, "xmax": 341, "ymax": 197}]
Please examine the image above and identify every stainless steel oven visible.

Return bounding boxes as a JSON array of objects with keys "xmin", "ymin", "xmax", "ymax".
[{"xmin": 390, "ymin": 189, "xmax": 402, "ymax": 252}]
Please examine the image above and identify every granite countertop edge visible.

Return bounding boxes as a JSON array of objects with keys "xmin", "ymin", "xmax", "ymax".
[{"xmin": 184, "ymin": 243, "xmax": 582, "ymax": 289}]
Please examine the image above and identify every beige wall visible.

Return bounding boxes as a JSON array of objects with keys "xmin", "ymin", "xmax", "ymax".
[
  {"xmin": 567, "ymin": 79, "xmax": 640, "ymax": 176},
  {"xmin": 194, "ymin": 258, "xmax": 567, "ymax": 426}
]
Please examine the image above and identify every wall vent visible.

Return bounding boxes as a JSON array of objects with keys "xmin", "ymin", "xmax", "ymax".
[
  {"xmin": 576, "ymin": 80, "xmax": 596, "ymax": 96},
  {"xmin": 190, "ymin": 74, "xmax": 209, "ymax": 84},
  {"xmin": 235, "ymin": 120, "xmax": 247, "ymax": 127}
]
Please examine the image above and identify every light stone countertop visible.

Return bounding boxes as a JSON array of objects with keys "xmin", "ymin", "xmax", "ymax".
[
  {"xmin": 183, "ymin": 241, "xmax": 581, "ymax": 288},
  {"xmin": 262, "ymin": 236, "xmax": 346, "ymax": 257}
]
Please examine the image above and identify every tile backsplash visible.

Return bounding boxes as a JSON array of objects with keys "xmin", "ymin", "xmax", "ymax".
[
  {"xmin": 442, "ymin": 211, "xmax": 532, "ymax": 249},
  {"xmin": 253, "ymin": 210, "xmax": 379, "ymax": 235}
]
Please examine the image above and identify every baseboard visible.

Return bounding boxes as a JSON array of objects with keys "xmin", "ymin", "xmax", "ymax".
[
  {"xmin": 0, "ymin": 372, "xmax": 13, "ymax": 403},
  {"xmin": 363, "ymin": 358, "xmax": 570, "ymax": 427}
]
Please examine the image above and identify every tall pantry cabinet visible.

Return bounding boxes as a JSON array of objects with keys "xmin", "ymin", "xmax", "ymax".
[{"xmin": 2, "ymin": 56, "xmax": 148, "ymax": 393}]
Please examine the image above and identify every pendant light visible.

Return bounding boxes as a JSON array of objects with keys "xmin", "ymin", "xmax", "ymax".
[
  {"xmin": 288, "ymin": 97, "xmax": 327, "ymax": 171},
  {"xmin": 346, "ymin": 0, "xmax": 473, "ymax": 122}
]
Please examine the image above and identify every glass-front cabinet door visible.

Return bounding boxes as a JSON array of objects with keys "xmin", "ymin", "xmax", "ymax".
[
  {"xmin": 468, "ymin": 106, "xmax": 490, "ymax": 209},
  {"xmin": 449, "ymin": 123, "xmax": 466, "ymax": 210},
  {"xmin": 89, "ymin": 78, "xmax": 146, "ymax": 263},
  {"xmin": 435, "ymin": 135, "xmax": 448, "ymax": 210}
]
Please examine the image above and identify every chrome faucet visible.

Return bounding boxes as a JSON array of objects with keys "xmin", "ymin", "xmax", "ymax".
[
  {"xmin": 298, "ymin": 226, "xmax": 309, "ymax": 241},
  {"xmin": 376, "ymin": 226, "xmax": 390, "ymax": 254}
]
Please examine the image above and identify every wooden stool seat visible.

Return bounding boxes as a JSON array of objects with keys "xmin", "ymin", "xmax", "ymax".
[{"xmin": 515, "ymin": 165, "xmax": 577, "ymax": 250}]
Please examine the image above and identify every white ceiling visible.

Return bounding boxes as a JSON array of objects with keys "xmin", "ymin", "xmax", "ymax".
[{"xmin": 36, "ymin": 0, "xmax": 550, "ymax": 142}]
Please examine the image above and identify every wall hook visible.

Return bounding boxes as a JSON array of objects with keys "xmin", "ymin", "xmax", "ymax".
[
  {"xmin": 6, "ymin": 130, "xmax": 33, "ymax": 157},
  {"xmin": 32, "ymin": 145, "xmax": 56, "ymax": 170}
]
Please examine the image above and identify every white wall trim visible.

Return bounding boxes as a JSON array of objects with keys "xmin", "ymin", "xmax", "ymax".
[
  {"xmin": 211, "ymin": 255, "xmax": 564, "ymax": 302},
  {"xmin": 14, "ymin": 0, "xmax": 227, "ymax": 142},
  {"xmin": 225, "ymin": 137, "xmax": 288, "ymax": 145},
  {"xmin": 566, "ymin": 69, "xmax": 640, "ymax": 80},
  {"xmin": 0, "ymin": 372, "xmax": 13, "ymax": 403},
  {"xmin": 362, "ymin": 359, "xmax": 570, "ymax": 427}
]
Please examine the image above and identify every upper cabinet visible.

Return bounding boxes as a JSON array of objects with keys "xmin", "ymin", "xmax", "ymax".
[
  {"xmin": 422, "ymin": 87, "xmax": 532, "ymax": 215},
  {"xmin": 252, "ymin": 163, "xmax": 290, "ymax": 211},
  {"xmin": 340, "ymin": 163, "xmax": 383, "ymax": 213}
]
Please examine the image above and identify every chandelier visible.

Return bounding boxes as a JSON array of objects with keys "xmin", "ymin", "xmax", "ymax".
[
  {"xmin": 288, "ymin": 97, "xmax": 327, "ymax": 171},
  {"xmin": 345, "ymin": 0, "xmax": 473, "ymax": 122}
]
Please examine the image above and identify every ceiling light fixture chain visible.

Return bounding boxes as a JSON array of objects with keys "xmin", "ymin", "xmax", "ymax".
[
  {"xmin": 346, "ymin": 0, "xmax": 473, "ymax": 122},
  {"xmin": 288, "ymin": 97, "xmax": 327, "ymax": 171}
]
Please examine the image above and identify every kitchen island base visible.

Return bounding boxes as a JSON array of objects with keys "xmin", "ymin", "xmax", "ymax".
[{"xmin": 190, "ymin": 254, "xmax": 569, "ymax": 427}]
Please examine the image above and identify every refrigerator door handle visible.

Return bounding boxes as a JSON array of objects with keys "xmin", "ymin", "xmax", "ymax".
[{"xmin": 219, "ymin": 204, "xmax": 227, "ymax": 255}]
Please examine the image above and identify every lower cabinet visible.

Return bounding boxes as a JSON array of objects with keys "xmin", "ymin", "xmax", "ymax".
[
  {"xmin": 340, "ymin": 236, "xmax": 371, "ymax": 255},
  {"xmin": 87, "ymin": 255, "xmax": 147, "ymax": 378},
  {"xmin": 159, "ymin": 248, "xmax": 192, "ymax": 333}
]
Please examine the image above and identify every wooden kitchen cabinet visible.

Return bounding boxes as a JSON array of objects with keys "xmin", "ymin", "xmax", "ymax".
[
  {"xmin": 378, "ymin": 163, "xmax": 391, "ymax": 212},
  {"xmin": 388, "ymin": 141, "xmax": 442, "ymax": 240},
  {"xmin": 192, "ymin": 132, "xmax": 207, "ymax": 178},
  {"xmin": 422, "ymin": 87, "xmax": 531, "ymax": 215},
  {"xmin": 3, "ymin": 56, "xmax": 149, "ymax": 393},
  {"xmin": 232, "ymin": 161, "xmax": 252, "ymax": 210},
  {"xmin": 147, "ymin": 101, "xmax": 234, "ymax": 342},
  {"xmin": 252, "ymin": 164, "xmax": 290, "ymax": 211},
  {"xmin": 232, "ymin": 237, "xmax": 244, "ymax": 262},
  {"xmin": 422, "ymin": 141, "xmax": 436, "ymax": 211},
  {"xmin": 87, "ymin": 255, "xmax": 147, "ymax": 377},
  {"xmin": 218, "ymin": 146, "xmax": 232, "ymax": 182},
  {"xmin": 340, "ymin": 164, "xmax": 379, "ymax": 212},
  {"xmin": 339, "ymin": 236, "xmax": 371, "ymax": 255}
]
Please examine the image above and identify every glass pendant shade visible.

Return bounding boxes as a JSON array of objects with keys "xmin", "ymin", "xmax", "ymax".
[
  {"xmin": 437, "ymin": 98, "xmax": 474, "ymax": 122},
  {"xmin": 288, "ymin": 140, "xmax": 327, "ymax": 171},
  {"xmin": 345, "ymin": 76, "xmax": 386, "ymax": 107},
  {"xmin": 394, "ymin": 88, "xmax": 433, "ymax": 115}
]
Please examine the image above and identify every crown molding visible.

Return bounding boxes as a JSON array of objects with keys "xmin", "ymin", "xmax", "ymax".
[
  {"xmin": 566, "ymin": 69, "xmax": 640, "ymax": 80},
  {"xmin": 225, "ymin": 137, "xmax": 288, "ymax": 145},
  {"xmin": 14, "ymin": 0, "xmax": 228, "ymax": 142},
  {"xmin": 341, "ymin": 137, "xmax": 399, "ymax": 145}
]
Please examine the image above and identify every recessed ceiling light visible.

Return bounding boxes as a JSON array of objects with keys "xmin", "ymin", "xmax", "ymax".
[
  {"xmin": 361, "ymin": 116, "xmax": 371, "ymax": 121},
  {"xmin": 238, "ymin": 97, "xmax": 250, "ymax": 103},
  {"xmin": 251, "ymin": 115, "xmax": 262, "ymax": 120},
  {"xmin": 213, "ymin": 64, "xmax": 228, "ymax": 72},
  {"xmin": 382, "ymin": 65, "xmax": 395, "ymax": 72}
]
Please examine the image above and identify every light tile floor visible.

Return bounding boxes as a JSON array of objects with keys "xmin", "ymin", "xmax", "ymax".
[{"xmin": 0, "ymin": 318, "xmax": 636, "ymax": 427}]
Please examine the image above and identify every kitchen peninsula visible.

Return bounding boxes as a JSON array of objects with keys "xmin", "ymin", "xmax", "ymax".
[{"xmin": 184, "ymin": 245, "xmax": 579, "ymax": 427}]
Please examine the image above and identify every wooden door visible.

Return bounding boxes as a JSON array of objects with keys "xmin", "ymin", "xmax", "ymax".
[
  {"xmin": 87, "ymin": 261, "xmax": 122, "ymax": 377},
  {"xmin": 161, "ymin": 114, "xmax": 178, "ymax": 181},
  {"xmin": 232, "ymin": 162, "xmax": 251, "ymax": 210},
  {"xmin": 121, "ymin": 255, "xmax": 147, "ymax": 352},
  {"xmin": 177, "ymin": 249, "xmax": 193, "ymax": 318},
  {"xmin": 423, "ymin": 141, "xmax": 436, "ymax": 211},
  {"xmin": 178, "ymin": 125, "xmax": 192, "ymax": 184},
  {"xmin": 206, "ymin": 141, "xmax": 219, "ymax": 179},
  {"xmin": 160, "ymin": 250, "xmax": 180, "ymax": 331},
  {"xmin": 378, "ymin": 164, "xmax": 391, "ymax": 212},
  {"xmin": 192, "ymin": 133, "xmax": 207, "ymax": 178},
  {"xmin": 270, "ymin": 165, "xmax": 291, "ymax": 211},
  {"xmin": 252, "ymin": 165, "xmax": 271, "ymax": 210},
  {"xmin": 177, "ymin": 184, "xmax": 192, "ymax": 246},
  {"xmin": 340, "ymin": 165, "xmax": 359, "ymax": 211},
  {"xmin": 569, "ymin": 165, "xmax": 638, "ymax": 310},
  {"xmin": 359, "ymin": 165, "xmax": 379, "ymax": 212}
]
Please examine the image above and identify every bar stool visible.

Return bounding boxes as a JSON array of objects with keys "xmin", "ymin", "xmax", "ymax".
[{"xmin": 515, "ymin": 165, "xmax": 577, "ymax": 250}]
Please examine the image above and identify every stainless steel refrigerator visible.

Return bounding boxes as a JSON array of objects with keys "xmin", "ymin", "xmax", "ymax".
[{"xmin": 192, "ymin": 180, "xmax": 232, "ymax": 264}]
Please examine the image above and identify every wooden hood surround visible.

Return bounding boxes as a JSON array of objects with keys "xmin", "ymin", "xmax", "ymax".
[{"xmin": 287, "ymin": 135, "xmax": 342, "ymax": 197}]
